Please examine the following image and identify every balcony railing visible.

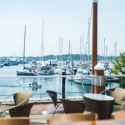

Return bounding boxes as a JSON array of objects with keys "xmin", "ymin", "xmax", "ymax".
[{"xmin": 0, "ymin": 74, "xmax": 123, "ymax": 103}]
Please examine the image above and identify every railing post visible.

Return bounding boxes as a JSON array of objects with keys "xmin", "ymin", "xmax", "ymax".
[{"xmin": 62, "ymin": 71, "xmax": 66, "ymax": 98}]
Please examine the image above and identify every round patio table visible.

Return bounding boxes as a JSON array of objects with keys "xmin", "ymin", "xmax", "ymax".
[{"xmin": 83, "ymin": 93, "xmax": 114, "ymax": 120}]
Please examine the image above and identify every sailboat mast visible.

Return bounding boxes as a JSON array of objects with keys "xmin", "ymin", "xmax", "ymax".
[
  {"xmin": 87, "ymin": 17, "xmax": 91, "ymax": 63},
  {"xmin": 61, "ymin": 37, "xmax": 63, "ymax": 62},
  {"xmin": 40, "ymin": 19, "xmax": 44, "ymax": 62},
  {"xmin": 80, "ymin": 36, "xmax": 82, "ymax": 63},
  {"xmin": 114, "ymin": 41, "xmax": 117, "ymax": 60},
  {"xmin": 68, "ymin": 40, "xmax": 71, "ymax": 62},
  {"xmin": 68, "ymin": 40, "xmax": 72, "ymax": 65},
  {"xmin": 104, "ymin": 38, "xmax": 106, "ymax": 62},
  {"xmin": 23, "ymin": 26, "xmax": 26, "ymax": 69}
]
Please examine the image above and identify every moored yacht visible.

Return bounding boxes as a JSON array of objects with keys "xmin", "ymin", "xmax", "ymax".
[{"xmin": 16, "ymin": 69, "xmax": 36, "ymax": 76}]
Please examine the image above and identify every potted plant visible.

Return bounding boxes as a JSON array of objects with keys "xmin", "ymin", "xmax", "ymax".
[{"xmin": 109, "ymin": 51, "xmax": 125, "ymax": 88}]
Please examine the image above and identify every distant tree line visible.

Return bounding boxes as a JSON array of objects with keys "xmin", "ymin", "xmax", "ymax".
[
  {"xmin": 25, "ymin": 54, "xmax": 118, "ymax": 62},
  {"xmin": 0, "ymin": 54, "xmax": 118, "ymax": 63}
]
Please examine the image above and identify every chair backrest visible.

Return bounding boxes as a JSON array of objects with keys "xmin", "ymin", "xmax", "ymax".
[
  {"xmin": 47, "ymin": 113, "xmax": 97, "ymax": 124},
  {"xmin": 13, "ymin": 91, "xmax": 32, "ymax": 106},
  {"xmin": 0, "ymin": 118, "xmax": 30, "ymax": 125},
  {"xmin": 109, "ymin": 88, "xmax": 125, "ymax": 104},
  {"xmin": 61, "ymin": 99, "xmax": 86, "ymax": 113},
  {"xmin": 9, "ymin": 103, "xmax": 34, "ymax": 117},
  {"xmin": 46, "ymin": 90, "xmax": 57, "ymax": 107}
]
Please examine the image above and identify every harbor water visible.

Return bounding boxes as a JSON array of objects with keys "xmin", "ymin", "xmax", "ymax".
[{"xmin": 0, "ymin": 65, "xmax": 91, "ymax": 101}]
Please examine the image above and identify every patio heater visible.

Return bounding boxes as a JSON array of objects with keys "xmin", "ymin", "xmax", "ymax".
[
  {"xmin": 92, "ymin": 63, "xmax": 105, "ymax": 93},
  {"xmin": 92, "ymin": 0, "xmax": 98, "ymax": 74}
]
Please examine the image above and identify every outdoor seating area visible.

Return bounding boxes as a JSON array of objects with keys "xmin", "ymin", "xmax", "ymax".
[
  {"xmin": 0, "ymin": 88, "xmax": 125, "ymax": 125},
  {"xmin": 0, "ymin": 0, "xmax": 125, "ymax": 124}
]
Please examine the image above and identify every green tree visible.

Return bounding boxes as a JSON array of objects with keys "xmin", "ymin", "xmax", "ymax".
[{"xmin": 110, "ymin": 51, "xmax": 125, "ymax": 88}]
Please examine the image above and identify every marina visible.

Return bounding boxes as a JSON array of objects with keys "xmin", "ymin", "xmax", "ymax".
[
  {"xmin": 0, "ymin": 63, "xmax": 121, "ymax": 102},
  {"xmin": 0, "ymin": 64, "xmax": 88, "ymax": 101}
]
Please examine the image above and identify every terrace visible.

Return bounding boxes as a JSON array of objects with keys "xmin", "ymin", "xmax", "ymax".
[{"xmin": 0, "ymin": 74, "xmax": 125, "ymax": 124}]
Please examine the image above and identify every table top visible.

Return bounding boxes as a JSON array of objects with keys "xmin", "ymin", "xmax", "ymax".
[
  {"xmin": 31, "ymin": 119, "xmax": 125, "ymax": 125},
  {"xmin": 70, "ymin": 119, "xmax": 125, "ymax": 125},
  {"xmin": 0, "ymin": 115, "xmax": 125, "ymax": 125},
  {"xmin": 84, "ymin": 93, "xmax": 114, "ymax": 101}
]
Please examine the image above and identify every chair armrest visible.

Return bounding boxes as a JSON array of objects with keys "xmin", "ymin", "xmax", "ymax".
[
  {"xmin": 115, "ymin": 96, "xmax": 125, "ymax": 105},
  {"xmin": 0, "ymin": 94, "xmax": 14, "ymax": 113},
  {"xmin": 1, "ymin": 94, "xmax": 13, "ymax": 105},
  {"xmin": 99, "ymin": 90, "xmax": 106, "ymax": 94}
]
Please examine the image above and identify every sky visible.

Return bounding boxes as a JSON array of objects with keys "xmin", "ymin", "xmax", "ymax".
[{"xmin": 0, "ymin": 0, "xmax": 125, "ymax": 57}]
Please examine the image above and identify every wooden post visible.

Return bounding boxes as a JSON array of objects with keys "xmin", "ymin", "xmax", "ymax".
[
  {"xmin": 92, "ymin": 0, "xmax": 98, "ymax": 74},
  {"xmin": 62, "ymin": 71, "xmax": 66, "ymax": 98}
]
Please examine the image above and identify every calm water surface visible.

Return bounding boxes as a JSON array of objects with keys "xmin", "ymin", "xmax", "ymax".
[{"xmin": 0, "ymin": 65, "xmax": 89, "ymax": 101}]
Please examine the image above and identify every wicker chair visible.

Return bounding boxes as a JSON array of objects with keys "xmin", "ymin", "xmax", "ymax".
[
  {"xmin": 46, "ymin": 90, "xmax": 63, "ymax": 115},
  {"xmin": 61, "ymin": 98, "xmax": 86, "ymax": 113},
  {"xmin": 100, "ymin": 88, "xmax": 125, "ymax": 110},
  {"xmin": 9, "ymin": 103, "xmax": 34, "ymax": 117},
  {"xmin": 47, "ymin": 113, "xmax": 97, "ymax": 124},
  {"xmin": 0, "ymin": 118, "xmax": 30, "ymax": 125},
  {"xmin": 0, "ymin": 91, "xmax": 32, "ymax": 116}
]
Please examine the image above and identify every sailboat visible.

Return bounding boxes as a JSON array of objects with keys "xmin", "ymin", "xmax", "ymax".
[
  {"xmin": 70, "ymin": 36, "xmax": 91, "ymax": 84},
  {"xmin": 16, "ymin": 26, "xmax": 36, "ymax": 76},
  {"xmin": 36, "ymin": 19, "xmax": 54, "ymax": 75}
]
